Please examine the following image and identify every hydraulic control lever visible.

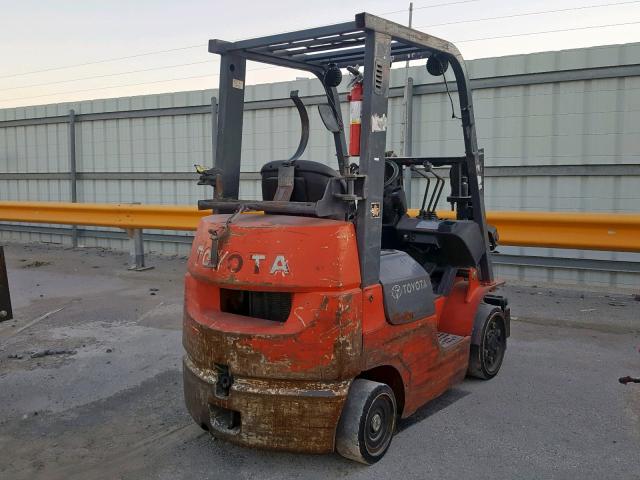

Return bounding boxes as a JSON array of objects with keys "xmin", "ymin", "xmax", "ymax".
[{"xmin": 413, "ymin": 161, "xmax": 445, "ymax": 220}]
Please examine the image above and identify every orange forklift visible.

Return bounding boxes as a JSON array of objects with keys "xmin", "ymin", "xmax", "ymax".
[{"xmin": 183, "ymin": 12, "xmax": 509, "ymax": 464}]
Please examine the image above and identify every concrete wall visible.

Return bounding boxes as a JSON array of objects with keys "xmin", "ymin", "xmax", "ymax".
[{"xmin": 1, "ymin": 42, "xmax": 639, "ymax": 288}]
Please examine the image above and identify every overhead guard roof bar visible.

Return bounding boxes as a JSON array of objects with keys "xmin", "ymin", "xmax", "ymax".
[
  {"xmin": 208, "ymin": 13, "xmax": 461, "ymax": 70},
  {"xmin": 211, "ymin": 21, "xmax": 358, "ymax": 54},
  {"xmin": 295, "ymin": 44, "xmax": 430, "ymax": 69},
  {"xmin": 257, "ymin": 31, "xmax": 367, "ymax": 55}
]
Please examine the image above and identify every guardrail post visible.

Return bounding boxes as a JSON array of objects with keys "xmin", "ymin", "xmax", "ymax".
[
  {"xmin": 126, "ymin": 229, "xmax": 153, "ymax": 271},
  {"xmin": 68, "ymin": 109, "xmax": 78, "ymax": 248}
]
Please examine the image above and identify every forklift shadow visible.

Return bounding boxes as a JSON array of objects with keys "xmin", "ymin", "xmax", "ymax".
[{"xmin": 396, "ymin": 387, "xmax": 471, "ymax": 432}]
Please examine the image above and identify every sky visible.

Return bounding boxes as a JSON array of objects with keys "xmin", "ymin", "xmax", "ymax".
[{"xmin": 0, "ymin": 0, "xmax": 638, "ymax": 109}]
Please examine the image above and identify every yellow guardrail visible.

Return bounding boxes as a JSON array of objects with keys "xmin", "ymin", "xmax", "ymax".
[
  {"xmin": 0, "ymin": 201, "xmax": 639, "ymax": 253},
  {"xmin": 0, "ymin": 201, "xmax": 205, "ymax": 231}
]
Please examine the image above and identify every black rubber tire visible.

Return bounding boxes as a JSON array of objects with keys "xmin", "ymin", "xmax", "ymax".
[
  {"xmin": 335, "ymin": 379, "xmax": 397, "ymax": 465},
  {"xmin": 468, "ymin": 308, "xmax": 507, "ymax": 380}
]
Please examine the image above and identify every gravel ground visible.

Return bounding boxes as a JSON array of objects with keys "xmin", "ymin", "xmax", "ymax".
[{"xmin": 0, "ymin": 242, "xmax": 638, "ymax": 480}]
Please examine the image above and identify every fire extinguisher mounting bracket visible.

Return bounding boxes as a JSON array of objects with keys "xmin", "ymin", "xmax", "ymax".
[{"xmin": 346, "ymin": 65, "xmax": 363, "ymax": 87}]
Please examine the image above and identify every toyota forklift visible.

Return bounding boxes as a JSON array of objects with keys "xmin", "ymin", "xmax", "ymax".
[{"xmin": 183, "ymin": 12, "xmax": 510, "ymax": 464}]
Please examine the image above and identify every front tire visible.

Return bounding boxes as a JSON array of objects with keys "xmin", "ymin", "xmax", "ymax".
[
  {"xmin": 468, "ymin": 308, "xmax": 507, "ymax": 380},
  {"xmin": 335, "ymin": 379, "xmax": 396, "ymax": 465}
]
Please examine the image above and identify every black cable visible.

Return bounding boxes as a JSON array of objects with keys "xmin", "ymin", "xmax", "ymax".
[
  {"xmin": 442, "ymin": 73, "xmax": 459, "ymax": 120},
  {"xmin": 380, "ymin": 0, "xmax": 481, "ymax": 16},
  {"xmin": 1, "ymin": 0, "xmax": 635, "ymax": 86},
  {"xmin": 4, "ymin": 16, "xmax": 639, "ymax": 103},
  {"xmin": 0, "ymin": 45, "xmax": 204, "ymax": 80},
  {"xmin": 456, "ymin": 20, "xmax": 640, "ymax": 44},
  {"xmin": 0, "ymin": 65, "xmax": 275, "ymax": 103},
  {"xmin": 1, "ymin": 73, "xmax": 217, "ymax": 103},
  {"xmin": 0, "ymin": 61, "xmax": 211, "ymax": 93},
  {"xmin": 421, "ymin": 0, "xmax": 640, "ymax": 28}
]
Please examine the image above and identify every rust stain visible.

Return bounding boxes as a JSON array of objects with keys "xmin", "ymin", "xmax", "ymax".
[
  {"xmin": 184, "ymin": 290, "xmax": 361, "ymax": 380},
  {"xmin": 184, "ymin": 356, "xmax": 350, "ymax": 453},
  {"xmin": 319, "ymin": 295, "xmax": 330, "ymax": 311}
]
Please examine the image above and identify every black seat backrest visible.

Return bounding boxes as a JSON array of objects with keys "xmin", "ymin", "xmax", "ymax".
[{"xmin": 260, "ymin": 160, "xmax": 343, "ymax": 202}]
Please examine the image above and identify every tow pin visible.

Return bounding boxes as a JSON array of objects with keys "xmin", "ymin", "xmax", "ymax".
[{"xmin": 207, "ymin": 228, "xmax": 221, "ymax": 269}]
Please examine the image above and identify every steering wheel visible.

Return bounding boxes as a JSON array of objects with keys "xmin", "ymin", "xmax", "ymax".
[{"xmin": 384, "ymin": 159, "xmax": 401, "ymax": 187}]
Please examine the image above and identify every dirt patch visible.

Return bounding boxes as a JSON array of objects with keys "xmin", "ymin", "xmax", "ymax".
[{"xmin": 21, "ymin": 260, "xmax": 52, "ymax": 269}]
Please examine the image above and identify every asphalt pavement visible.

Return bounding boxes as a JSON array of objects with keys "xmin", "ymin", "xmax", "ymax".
[{"xmin": 0, "ymin": 243, "xmax": 638, "ymax": 480}]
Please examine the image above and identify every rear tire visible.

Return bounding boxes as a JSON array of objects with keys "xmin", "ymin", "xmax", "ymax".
[
  {"xmin": 468, "ymin": 308, "xmax": 507, "ymax": 380},
  {"xmin": 335, "ymin": 379, "xmax": 396, "ymax": 465}
]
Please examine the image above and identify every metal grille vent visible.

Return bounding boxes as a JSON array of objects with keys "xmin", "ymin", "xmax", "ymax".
[
  {"xmin": 220, "ymin": 289, "xmax": 292, "ymax": 323},
  {"xmin": 374, "ymin": 60, "xmax": 384, "ymax": 93}
]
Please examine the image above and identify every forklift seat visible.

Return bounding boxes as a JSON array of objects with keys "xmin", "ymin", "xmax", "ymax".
[{"xmin": 260, "ymin": 160, "xmax": 344, "ymax": 202}]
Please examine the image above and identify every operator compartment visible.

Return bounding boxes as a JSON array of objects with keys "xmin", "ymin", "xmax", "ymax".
[
  {"xmin": 384, "ymin": 216, "xmax": 487, "ymax": 296},
  {"xmin": 396, "ymin": 217, "xmax": 485, "ymax": 266},
  {"xmin": 184, "ymin": 213, "xmax": 363, "ymax": 381}
]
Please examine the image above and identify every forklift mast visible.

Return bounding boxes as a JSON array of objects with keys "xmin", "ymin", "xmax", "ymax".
[{"xmin": 202, "ymin": 12, "xmax": 493, "ymax": 284}]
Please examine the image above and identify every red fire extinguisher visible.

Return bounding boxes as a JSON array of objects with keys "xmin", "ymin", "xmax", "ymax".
[{"xmin": 347, "ymin": 66, "xmax": 363, "ymax": 157}]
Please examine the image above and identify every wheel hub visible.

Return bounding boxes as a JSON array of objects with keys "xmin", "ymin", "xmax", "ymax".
[
  {"xmin": 483, "ymin": 316, "xmax": 505, "ymax": 374},
  {"xmin": 371, "ymin": 413, "xmax": 382, "ymax": 433},
  {"xmin": 364, "ymin": 393, "xmax": 395, "ymax": 457}
]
